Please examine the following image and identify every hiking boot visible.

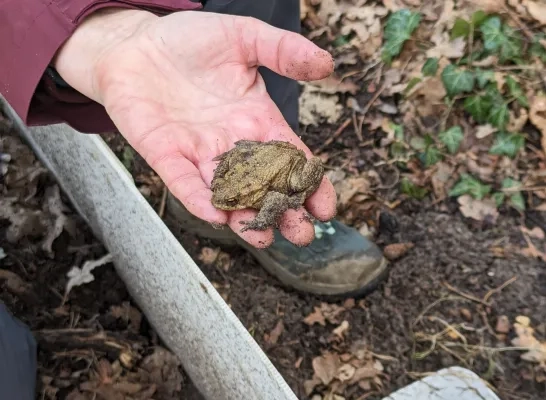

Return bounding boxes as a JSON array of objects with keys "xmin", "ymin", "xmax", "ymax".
[{"xmin": 164, "ymin": 192, "xmax": 389, "ymax": 298}]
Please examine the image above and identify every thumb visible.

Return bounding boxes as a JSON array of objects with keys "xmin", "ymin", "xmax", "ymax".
[{"xmin": 239, "ymin": 17, "xmax": 334, "ymax": 81}]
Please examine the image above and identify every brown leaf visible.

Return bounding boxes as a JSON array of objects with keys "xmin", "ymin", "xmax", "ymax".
[
  {"xmin": 312, "ymin": 352, "xmax": 342, "ymax": 385},
  {"xmin": 299, "ymin": 84, "xmax": 343, "ymax": 126},
  {"xmin": 529, "ymin": 95, "xmax": 546, "ymax": 156},
  {"xmin": 431, "ymin": 162, "xmax": 455, "ymax": 198},
  {"xmin": 335, "ymin": 363, "xmax": 356, "ymax": 382},
  {"xmin": 383, "ymin": 242, "xmax": 414, "ymax": 260},
  {"xmin": 307, "ymin": 75, "xmax": 360, "ymax": 95},
  {"xmin": 0, "ymin": 269, "xmax": 33, "ymax": 297},
  {"xmin": 304, "ymin": 375, "xmax": 322, "ymax": 396},
  {"xmin": 304, "ymin": 306, "xmax": 327, "ymax": 326},
  {"xmin": 41, "ymin": 184, "xmax": 77, "ymax": 257},
  {"xmin": 523, "ymin": 0, "xmax": 546, "ymax": 25},
  {"xmin": 508, "ymin": 108, "xmax": 528, "ymax": 132},
  {"xmin": 332, "ymin": 320, "xmax": 350, "ymax": 339},
  {"xmin": 109, "ymin": 302, "xmax": 142, "ymax": 333},
  {"xmin": 511, "ymin": 316, "xmax": 546, "ymax": 364},
  {"xmin": 320, "ymin": 302, "xmax": 347, "ymax": 324},
  {"xmin": 521, "ymin": 226, "xmax": 545, "ymax": 239},
  {"xmin": 475, "ymin": 124, "xmax": 497, "ymax": 139},
  {"xmin": 335, "ymin": 176, "xmax": 371, "ymax": 207},
  {"xmin": 427, "ymin": 36, "xmax": 466, "ymax": 59},
  {"xmin": 457, "ymin": 195, "xmax": 499, "ymax": 223},
  {"xmin": 198, "ymin": 247, "xmax": 221, "ymax": 265},
  {"xmin": 496, "ymin": 315, "xmax": 511, "ymax": 333},
  {"xmin": 265, "ymin": 319, "xmax": 284, "ymax": 345}
]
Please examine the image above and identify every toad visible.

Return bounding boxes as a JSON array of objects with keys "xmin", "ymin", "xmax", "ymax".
[{"xmin": 210, "ymin": 140, "xmax": 324, "ymax": 232}]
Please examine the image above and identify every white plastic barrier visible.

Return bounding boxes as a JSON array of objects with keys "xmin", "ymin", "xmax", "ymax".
[{"xmin": 2, "ymin": 97, "xmax": 298, "ymax": 400}]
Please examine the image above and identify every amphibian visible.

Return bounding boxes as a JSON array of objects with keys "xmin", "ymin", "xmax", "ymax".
[{"xmin": 210, "ymin": 140, "xmax": 324, "ymax": 232}]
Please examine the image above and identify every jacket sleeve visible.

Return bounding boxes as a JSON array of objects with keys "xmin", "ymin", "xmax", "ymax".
[{"xmin": 0, "ymin": 0, "xmax": 203, "ymax": 133}]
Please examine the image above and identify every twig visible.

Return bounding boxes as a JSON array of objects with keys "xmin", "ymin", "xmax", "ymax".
[
  {"xmin": 158, "ymin": 184, "xmax": 168, "ymax": 218},
  {"xmin": 352, "ymin": 110, "xmax": 363, "ymax": 142},
  {"xmin": 483, "ymin": 276, "xmax": 517, "ymax": 304},
  {"xmin": 502, "ymin": 5, "xmax": 535, "ymax": 42},
  {"xmin": 442, "ymin": 282, "xmax": 491, "ymax": 306},
  {"xmin": 317, "ymin": 117, "xmax": 351, "ymax": 152},
  {"xmin": 361, "ymin": 83, "xmax": 386, "ymax": 116}
]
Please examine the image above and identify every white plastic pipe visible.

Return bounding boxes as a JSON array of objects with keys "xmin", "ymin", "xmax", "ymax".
[{"xmin": 1, "ymin": 97, "xmax": 298, "ymax": 400}]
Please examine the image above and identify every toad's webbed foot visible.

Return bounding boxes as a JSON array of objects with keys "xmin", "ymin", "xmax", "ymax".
[{"xmin": 239, "ymin": 191, "xmax": 303, "ymax": 232}]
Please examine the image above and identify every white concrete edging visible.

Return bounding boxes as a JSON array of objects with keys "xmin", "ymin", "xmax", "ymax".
[{"xmin": 2, "ymin": 98, "xmax": 298, "ymax": 400}]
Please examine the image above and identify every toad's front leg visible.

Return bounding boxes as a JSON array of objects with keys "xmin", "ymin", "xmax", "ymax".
[{"xmin": 239, "ymin": 191, "xmax": 303, "ymax": 232}]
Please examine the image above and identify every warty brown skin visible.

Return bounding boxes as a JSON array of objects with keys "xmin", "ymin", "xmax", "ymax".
[{"xmin": 210, "ymin": 140, "xmax": 324, "ymax": 232}]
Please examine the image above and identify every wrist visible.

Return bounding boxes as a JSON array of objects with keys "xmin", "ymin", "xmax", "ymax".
[{"xmin": 53, "ymin": 8, "xmax": 157, "ymax": 104}]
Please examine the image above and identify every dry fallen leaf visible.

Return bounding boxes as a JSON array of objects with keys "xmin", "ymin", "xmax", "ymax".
[
  {"xmin": 496, "ymin": 315, "xmax": 511, "ymax": 334},
  {"xmin": 312, "ymin": 352, "xmax": 342, "ymax": 385},
  {"xmin": 457, "ymin": 195, "xmax": 499, "ymax": 223},
  {"xmin": 41, "ymin": 184, "xmax": 77, "ymax": 256},
  {"xmin": 299, "ymin": 84, "xmax": 343, "ymax": 126},
  {"xmin": 523, "ymin": 0, "xmax": 546, "ymax": 25},
  {"xmin": 475, "ymin": 124, "xmax": 497, "ymax": 139},
  {"xmin": 307, "ymin": 75, "xmax": 360, "ymax": 95},
  {"xmin": 333, "ymin": 320, "xmax": 350, "ymax": 339},
  {"xmin": 383, "ymin": 242, "xmax": 414, "ymax": 260},
  {"xmin": 0, "ymin": 269, "xmax": 33, "ymax": 297},
  {"xmin": 264, "ymin": 319, "xmax": 284, "ymax": 345},
  {"xmin": 335, "ymin": 363, "xmax": 356, "ymax": 382},
  {"xmin": 511, "ymin": 316, "xmax": 546, "ymax": 365},
  {"xmin": 427, "ymin": 36, "xmax": 466, "ymax": 59},
  {"xmin": 65, "ymin": 253, "xmax": 113, "ymax": 297},
  {"xmin": 304, "ymin": 306, "xmax": 327, "ymax": 326},
  {"xmin": 529, "ymin": 95, "xmax": 546, "ymax": 156}
]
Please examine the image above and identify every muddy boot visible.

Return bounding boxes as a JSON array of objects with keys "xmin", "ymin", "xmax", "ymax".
[{"xmin": 165, "ymin": 193, "xmax": 389, "ymax": 298}]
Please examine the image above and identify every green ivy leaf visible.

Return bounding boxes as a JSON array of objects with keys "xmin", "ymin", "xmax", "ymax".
[
  {"xmin": 332, "ymin": 35, "xmax": 351, "ymax": 48},
  {"xmin": 485, "ymin": 83, "xmax": 504, "ymax": 103},
  {"xmin": 488, "ymin": 103, "xmax": 510, "ymax": 130},
  {"xmin": 464, "ymin": 95, "xmax": 492, "ymax": 123},
  {"xmin": 472, "ymin": 10, "xmax": 488, "ymax": 27},
  {"xmin": 505, "ymin": 76, "xmax": 529, "ymax": 108},
  {"xmin": 410, "ymin": 137, "xmax": 427, "ymax": 150},
  {"xmin": 492, "ymin": 192, "xmax": 505, "ymax": 207},
  {"xmin": 439, "ymin": 126, "xmax": 464, "ymax": 154},
  {"xmin": 393, "ymin": 124, "xmax": 404, "ymax": 141},
  {"xmin": 382, "ymin": 9, "xmax": 422, "ymax": 63},
  {"xmin": 502, "ymin": 178, "xmax": 525, "ymax": 211},
  {"xmin": 420, "ymin": 146, "xmax": 442, "ymax": 167},
  {"xmin": 480, "ymin": 16, "xmax": 522, "ymax": 63},
  {"xmin": 400, "ymin": 178, "xmax": 429, "ymax": 200},
  {"xmin": 489, "ymin": 132, "xmax": 525, "ymax": 158},
  {"xmin": 441, "ymin": 64, "xmax": 475, "ymax": 98},
  {"xmin": 390, "ymin": 142, "xmax": 406, "ymax": 157},
  {"xmin": 530, "ymin": 34, "xmax": 546, "ymax": 62},
  {"xmin": 510, "ymin": 192, "xmax": 526, "ymax": 211},
  {"xmin": 449, "ymin": 174, "xmax": 491, "ymax": 200},
  {"xmin": 422, "ymin": 58, "xmax": 439, "ymax": 76},
  {"xmin": 404, "ymin": 77, "xmax": 422, "ymax": 95},
  {"xmin": 475, "ymin": 68, "xmax": 495, "ymax": 89},
  {"xmin": 451, "ymin": 18, "xmax": 470, "ymax": 40}
]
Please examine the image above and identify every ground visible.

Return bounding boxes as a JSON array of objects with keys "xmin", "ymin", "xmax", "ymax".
[{"xmin": 2, "ymin": 1, "xmax": 546, "ymax": 400}]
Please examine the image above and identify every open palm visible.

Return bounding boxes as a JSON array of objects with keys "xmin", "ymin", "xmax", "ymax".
[{"xmin": 92, "ymin": 11, "xmax": 337, "ymax": 248}]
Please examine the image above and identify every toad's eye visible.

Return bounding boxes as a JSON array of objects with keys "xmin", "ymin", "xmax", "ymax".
[{"xmin": 226, "ymin": 198, "xmax": 238, "ymax": 204}]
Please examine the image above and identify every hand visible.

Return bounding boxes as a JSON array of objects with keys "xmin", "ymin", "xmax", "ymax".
[{"xmin": 53, "ymin": 8, "xmax": 337, "ymax": 248}]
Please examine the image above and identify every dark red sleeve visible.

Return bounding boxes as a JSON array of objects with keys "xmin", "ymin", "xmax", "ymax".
[{"xmin": 0, "ymin": 0, "xmax": 202, "ymax": 133}]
